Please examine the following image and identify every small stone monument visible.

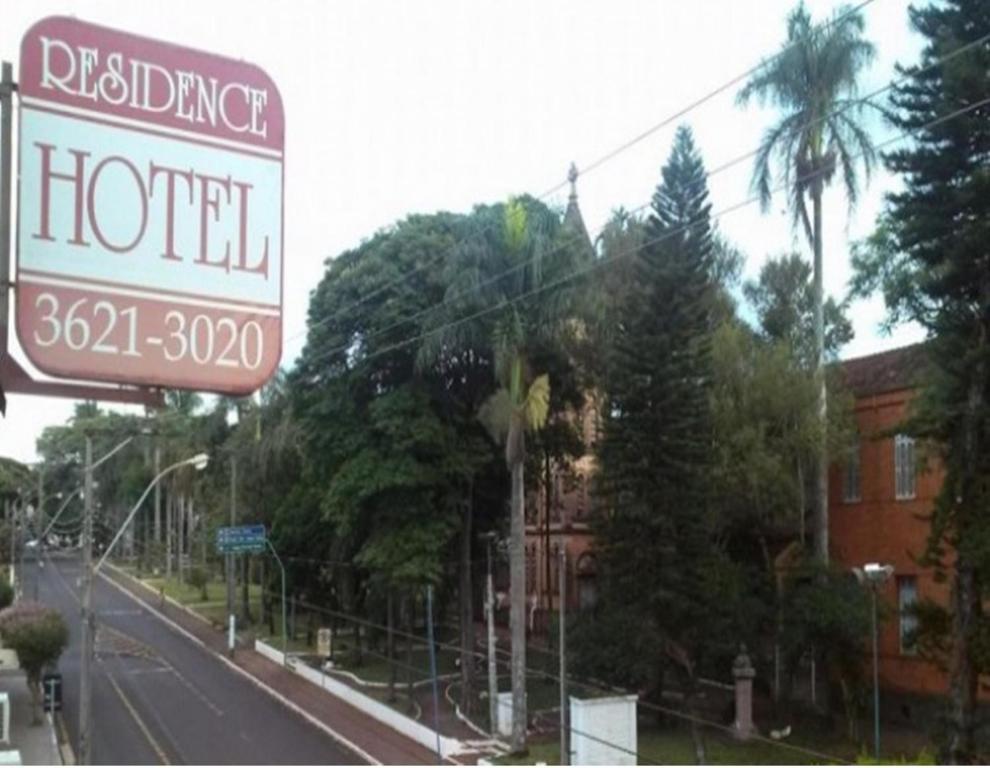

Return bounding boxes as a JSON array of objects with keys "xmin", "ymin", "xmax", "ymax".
[{"xmin": 732, "ymin": 644, "xmax": 756, "ymax": 740}]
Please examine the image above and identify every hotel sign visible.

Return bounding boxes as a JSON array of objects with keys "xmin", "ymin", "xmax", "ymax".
[{"xmin": 16, "ymin": 17, "xmax": 283, "ymax": 394}]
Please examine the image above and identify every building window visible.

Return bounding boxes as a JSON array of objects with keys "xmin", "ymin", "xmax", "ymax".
[
  {"xmin": 895, "ymin": 435, "xmax": 917, "ymax": 500},
  {"xmin": 843, "ymin": 442, "xmax": 861, "ymax": 503},
  {"xmin": 898, "ymin": 576, "xmax": 918, "ymax": 654}
]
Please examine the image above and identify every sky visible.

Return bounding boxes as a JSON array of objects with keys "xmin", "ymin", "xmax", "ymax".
[{"xmin": 0, "ymin": 0, "xmax": 928, "ymax": 464}]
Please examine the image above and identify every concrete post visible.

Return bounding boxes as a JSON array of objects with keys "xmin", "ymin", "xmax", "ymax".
[{"xmin": 732, "ymin": 645, "xmax": 756, "ymax": 741}]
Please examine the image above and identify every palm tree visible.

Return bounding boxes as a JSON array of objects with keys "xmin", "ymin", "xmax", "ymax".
[
  {"xmin": 737, "ymin": 2, "xmax": 876, "ymax": 565},
  {"xmin": 419, "ymin": 196, "xmax": 586, "ymax": 752}
]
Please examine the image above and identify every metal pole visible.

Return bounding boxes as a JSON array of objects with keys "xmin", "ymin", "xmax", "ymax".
[
  {"xmin": 5, "ymin": 501, "xmax": 11, "ymax": 588},
  {"xmin": 559, "ymin": 547, "xmax": 568, "ymax": 766},
  {"xmin": 226, "ymin": 456, "xmax": 236, "ymax": 656},
  {"xmin": 266, "ymin": 538, "xmax": 287, "ymax": 661},
  {"xmin": 425, "ymin": 585, "xmax": 442, "ymax": 762},
  {"xmin": 0, "ymin": 62, "xmax": 14, "ymax": 358},
  {"xmin": 153, "ymin": 445, "xmax": 161, "ymax": 553},
  {"xmin": 872, "ymin": 587, "xmax": 880, "ymax": 760},
  {"xmin": 34, "ymin": 471, "xmax": 43, "ymax": 600},
  {"xmin": 79, "ymin": 436, "xmax": 94, "ymax": 765},
  {"xmin": 14, "ymin": 501, "xmax": 21, "ymax": 599},
  {"xmin": 486, "ymin": 537, "xmax": 498, "ymax": 737}
]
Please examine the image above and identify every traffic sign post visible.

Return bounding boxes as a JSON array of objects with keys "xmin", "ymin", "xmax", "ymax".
[
  {"xmin": 15, "ymin": 17, "xmax": 284, "ymax": 395},
  {"xmin": 216, "ymin": 524, "xmax": 266, "ymax": 554},
  {"xmin": 216, "ymin": 524, "xmax": 287, "ymax": 660}
]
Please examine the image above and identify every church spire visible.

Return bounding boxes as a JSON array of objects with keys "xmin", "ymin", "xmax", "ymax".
[{"xmin": 563, "ymin": 162, "xmax": 592, "ymax": 252}]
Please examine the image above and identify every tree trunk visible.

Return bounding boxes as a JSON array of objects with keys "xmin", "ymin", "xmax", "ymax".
[
  {"xmin": 544, "ymin": 451, "xmax": 552, "ymax": 646},
  {"xmin": 812, "ymin": 186, "xmax": 828, "ymax": 566},
  {"xmin": 165, "ymin": 490, "xmax": 173, "ymax": 581},
  {"xmin": 947, "ymin": 561, "xmax": 979, "ymax": 763},
  {"xmin": 687, "ymin": 685, "xmax": 707, "ymax": 765},
  {"xmin": 946, "ymin": 357, "xmax": 987, "ymax": 763},
  {"xmin": 510, "ymin": 430, "xmax": 528, "ymax": 753},
  {"xmin": 459, "ymin": 488, "xmax": 475, "ymax": 715}
]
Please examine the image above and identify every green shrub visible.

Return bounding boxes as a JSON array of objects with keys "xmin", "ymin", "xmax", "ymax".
[
  {"xmin": 856, "ymin": 746, "xmax": 935, "ymax": 764},
  {"xmin": 0, "ymin": 580, "xmax": 14, "ymax": 611},
  {"xmin": 188, "ymin": 567, "xmax": 209, "ymax": 601},
  {"xmin": 0, "ymin": 602, "xmax": 69, "ymax": 723}
]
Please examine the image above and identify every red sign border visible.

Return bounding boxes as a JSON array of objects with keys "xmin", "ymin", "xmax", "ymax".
[{"xmin": 15, "ymin": 15, "xmax": 285, "ymax": 396}]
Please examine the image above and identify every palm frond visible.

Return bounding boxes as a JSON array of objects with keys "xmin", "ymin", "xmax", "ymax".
[
  {"xmin": 477, "ymin": 388, "xmax": 512, "ymax": 442},
  {"xmin": 523, "ymin": 374, "xmax": 551, "ymax": 432}
]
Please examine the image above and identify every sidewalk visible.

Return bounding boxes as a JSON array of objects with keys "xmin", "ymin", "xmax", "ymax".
[
  {"xmin": 0, "ymin": 669, "xmax": 62, "ymax": 766},
  {"xmin": 102, "ymin": 566, "xmax": 445, "ymax": 765}
]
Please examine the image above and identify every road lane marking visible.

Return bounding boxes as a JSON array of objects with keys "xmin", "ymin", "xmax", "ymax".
[
  {"xmin": 105, "ymin": 670, "xmax": 172, "ymax": 765},
  {"xmin": 162, "ymin": 662, "xmax": 224, "ymax": 716},
  {"xmin": 99, "ymin": 568, "xmax": 381, "ymax": 765}
]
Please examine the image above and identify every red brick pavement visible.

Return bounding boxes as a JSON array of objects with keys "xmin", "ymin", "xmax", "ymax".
[{"xmin": 104, "ymin": 566, "xmax": 446, "ymax": 766}]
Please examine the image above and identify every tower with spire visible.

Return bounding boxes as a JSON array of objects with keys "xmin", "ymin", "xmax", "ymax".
[{"xmin": 562, "ymin": 162, "xmax": 593, "ymax": 254}]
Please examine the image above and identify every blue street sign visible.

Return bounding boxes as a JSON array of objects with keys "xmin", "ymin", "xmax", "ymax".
[{"xmin": 216, "ymin": 524, "xmax": 266, "ymax": 554}]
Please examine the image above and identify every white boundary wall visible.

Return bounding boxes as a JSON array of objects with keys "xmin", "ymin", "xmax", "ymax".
[
  {"xmin": 569, "ymin": 694, "xmax": 638, "ymax": 766},
  {"xmin": 254, "ymin": 639, "xmax": 464, "ymax": 759}
]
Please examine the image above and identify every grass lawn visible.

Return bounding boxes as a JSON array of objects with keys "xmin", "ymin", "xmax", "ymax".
[
  {"xmin": 494, "ymin": 727, "xmax": 850, "ymax": 766},
  {"xmin": 331, "ymin": 645, "xmax": 460, "ymax": 684}
]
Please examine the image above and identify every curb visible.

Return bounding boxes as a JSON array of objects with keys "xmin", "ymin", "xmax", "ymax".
[{"xmin": 99, "ymin": 567, "xmax": 381, "ymax": 766}]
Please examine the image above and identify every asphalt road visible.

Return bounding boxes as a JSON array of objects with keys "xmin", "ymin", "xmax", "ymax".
[{"xmin": 28, "ymin": 551, "xmax": 363, "ymax": 765}]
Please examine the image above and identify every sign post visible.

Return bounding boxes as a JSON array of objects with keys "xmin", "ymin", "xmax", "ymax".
[
  {"xmin": 16, "ymin": 17, "xmax": 284, "ymax": 395},
  {"xmin": 216, "ymin": 524, "xmax": 287, "ymax": 661}
]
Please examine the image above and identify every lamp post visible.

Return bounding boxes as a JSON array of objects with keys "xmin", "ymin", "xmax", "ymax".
[
  {"xmin": 853, "ymin": 562, "xmax": 894, "ymax": 761},
  {"xmin": 483, "ymin": 532, "xmax": 499, "ymax": 737},
  {"xmin": 78, "ymin": 433, "xmax": 206, "ymax": 766}
]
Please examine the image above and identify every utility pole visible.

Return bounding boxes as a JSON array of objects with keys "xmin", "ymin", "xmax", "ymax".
[
  {"xmin": 79, "ymin": 436, "xmax": 94, "ymax": 766},
  {"xmin": 485, "ymin": 534, "xmax": 498, "ymax": 737},
  {"xmin": 426, "ymin": 585, "xmax": 442, "ymax": 763},
  {"xmin": 7, "ymin": 500, "xmax": 14, "ymax": 589},
  {"xmin": 559, "ymin": 547, "xmax": 568, "ymax": 766},
  {"xmin": 153, "ymin": 445, "xmax": 161, "ymax": 553},
  {"xmin": 37, "ymin": 468, "xmax": 44, "ymax": 542},
  {"xmin": 227, "ymin": 456, "xmax": 236, "ymax": 633}
]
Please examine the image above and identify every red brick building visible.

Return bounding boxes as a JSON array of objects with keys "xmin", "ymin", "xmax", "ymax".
[{"xmin": 829, "ymin": 343, "xmax": 949, "ymax": 696}]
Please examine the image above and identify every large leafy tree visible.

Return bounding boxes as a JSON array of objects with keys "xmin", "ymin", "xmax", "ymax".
[
  {"xmin": 738, "ymin": 2, "xmax": 877, "ymax": 566},
  {"xmin": 849, "ymin": 0, "xmax": 990, "ymax": 759},
  {"xmin": 590, "ymin": 126, "xmax": 727, "ymax": 761},
  {"xmin": 289, "ymin": 211, "xmax": 496, "ymax": 688}
]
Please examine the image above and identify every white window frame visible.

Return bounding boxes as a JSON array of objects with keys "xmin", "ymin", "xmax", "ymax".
[
  {"xmin": 843, "ymin": 442, "xmax": 861, "ymax": 503},
  {"xmin": 894, "ymin": 434, "xmax": 917, "ymax": 501},
  {"xmin": 898, "ymin": 576, "xmax": 919, "ymax": 655}
]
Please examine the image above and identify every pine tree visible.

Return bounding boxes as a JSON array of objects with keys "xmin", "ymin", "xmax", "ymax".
[
  {"xmin": 850, "ymin": 1, "xmax": 990, "ymax": 760},
  {"xmin": 592, "ymin": 126, "xmax": 725, "ymax": 762}
]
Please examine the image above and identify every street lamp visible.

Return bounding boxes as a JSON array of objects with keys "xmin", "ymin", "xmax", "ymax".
[
  {"xmin": 853, "ymin": 562, "xmax": 894, "ymax": 761},
  {"xmin": 95, "ymin": 453, "xmax": 208, "ymax": 573},
  {"xmin": 78, "ymin": 449, "xmax": 207, "ymax": 765}
]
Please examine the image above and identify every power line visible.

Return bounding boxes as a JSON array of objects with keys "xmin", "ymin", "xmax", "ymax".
[
  {"xmin": 312, "ymin": 94, "xmax": 990, "ymax": 374},
  {"xmin": 255, "ymin": 585, "xmax": 851, "ymax": 764},
  {"xmin": 282, "ymin": 0, "xmax": 881, "ymax": 352},
  {"xmin": 301, "ymin": 28, "xmax": 990, "ymax": 373}
]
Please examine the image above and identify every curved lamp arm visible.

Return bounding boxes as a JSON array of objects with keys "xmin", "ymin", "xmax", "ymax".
[
  {"xmin": 39, "ymin": 488, "xmax": 84, "ymax": 542},
  {"xmin": 95, "ymin": 453, "xmax": 208, "ymax": 574}
]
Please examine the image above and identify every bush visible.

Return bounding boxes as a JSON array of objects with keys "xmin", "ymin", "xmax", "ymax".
[
  {"xmin": 0, "ymin": 580, "xmax": 14, "ymax": 611},
  {"xmin": 0, "ymin": 602, "xmax": 68, "ymax": 723},
  {"xmin": 188, "ymin": 567, "xmax": 209, "ymax": 601}
]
